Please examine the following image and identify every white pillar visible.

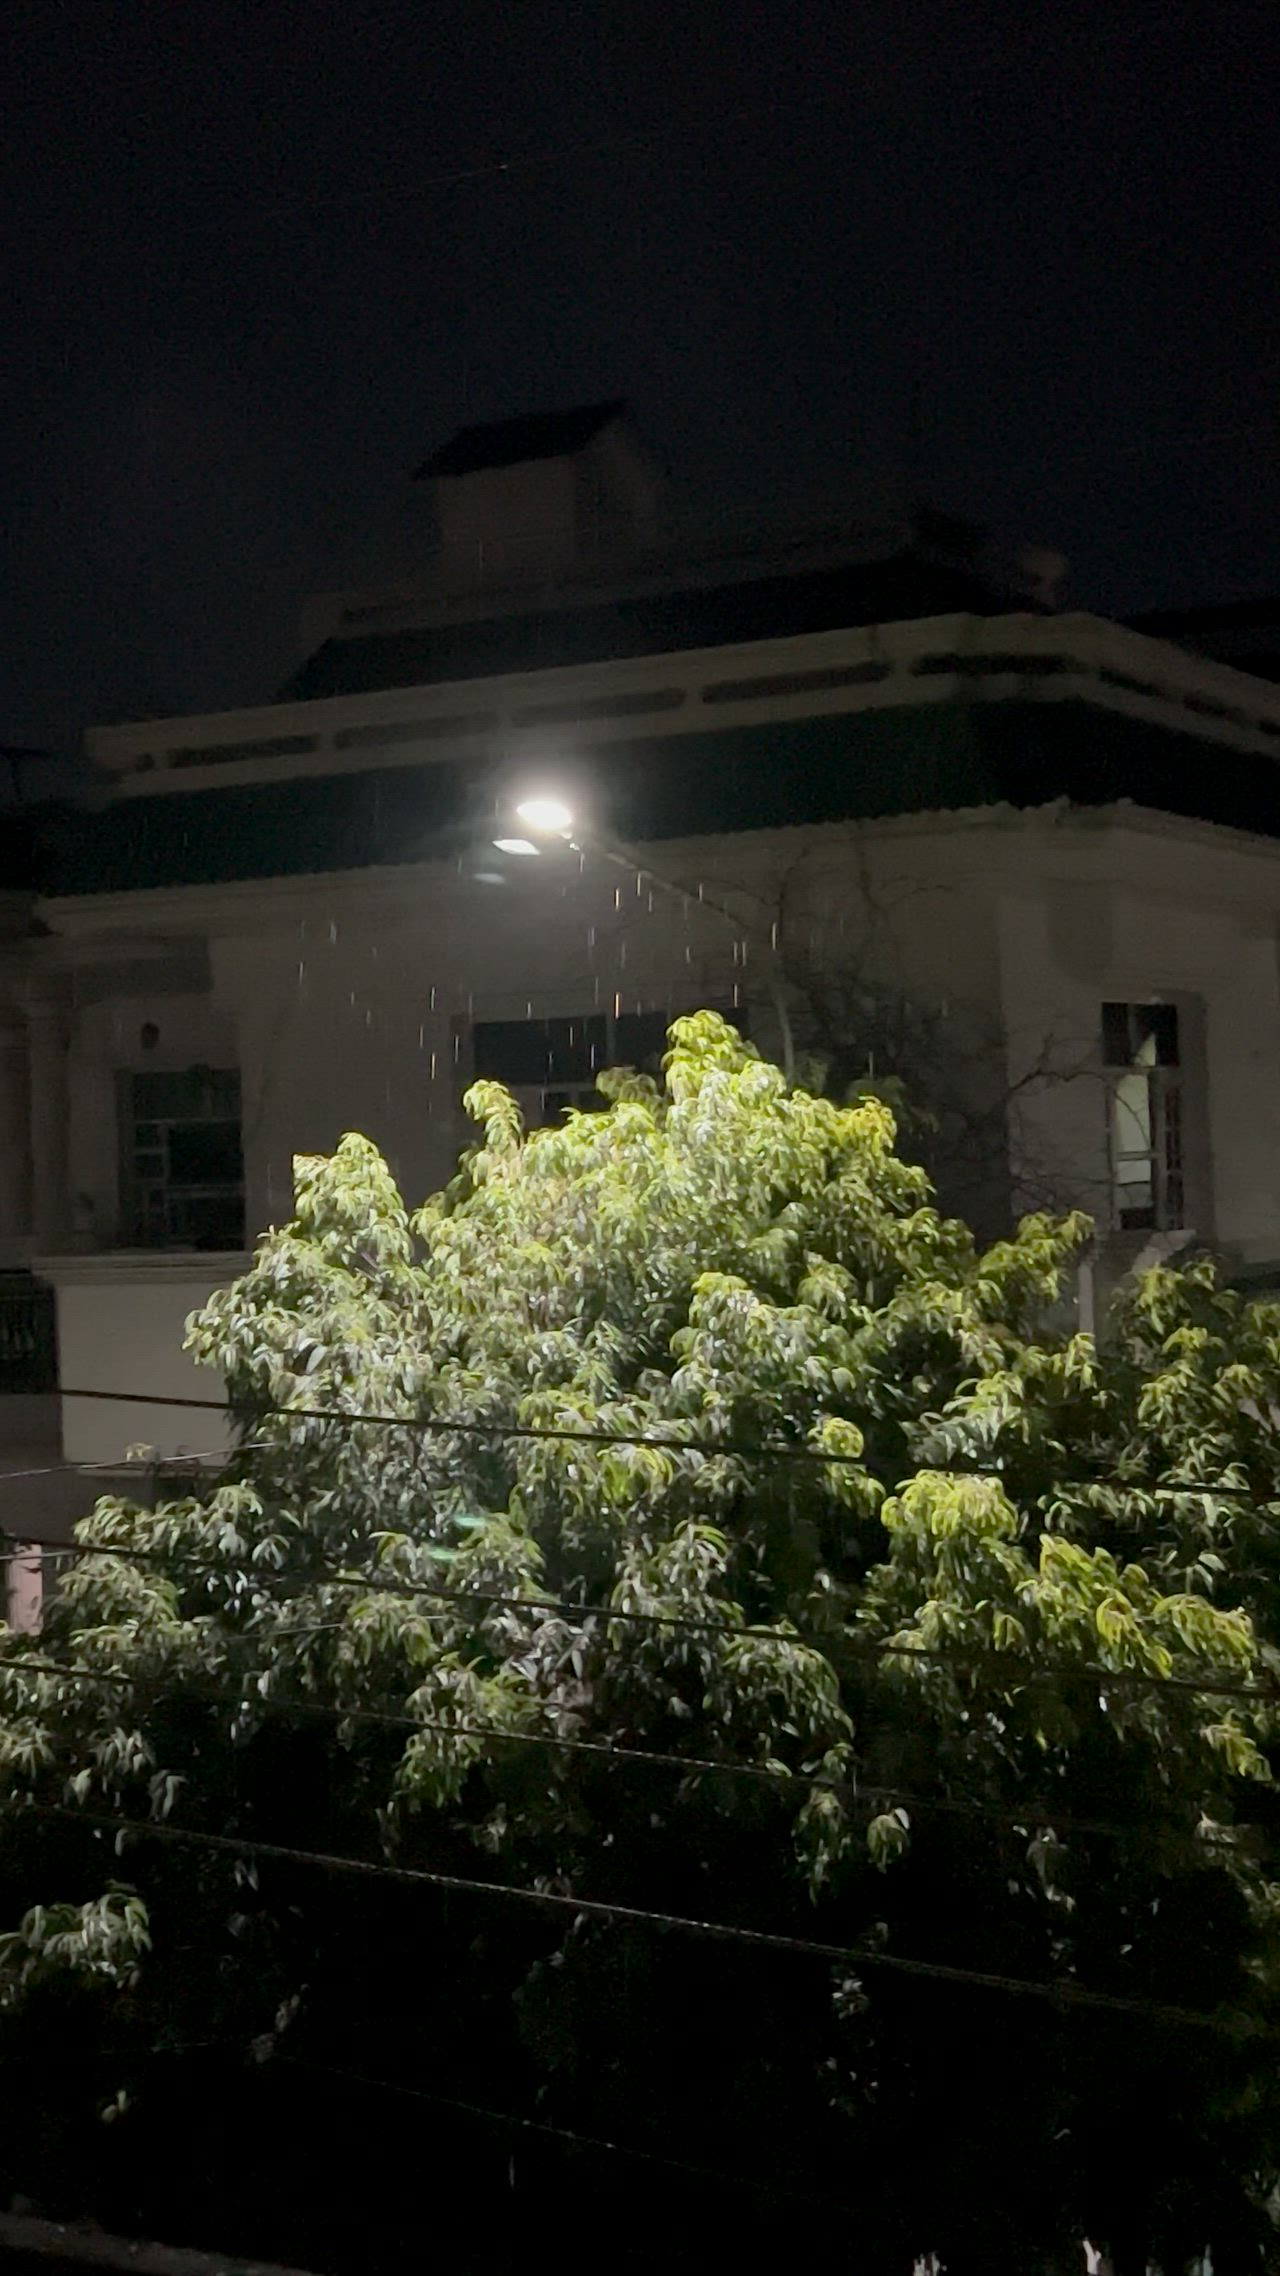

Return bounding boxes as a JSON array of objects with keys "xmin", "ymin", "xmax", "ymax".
[
  {"xmin": 0, "ymin": 1024, "xmax": 32, "ymax": 1255},
  {"xmin": 24, "ymin": 993, "xmax": 72, "ymax": 1254}
]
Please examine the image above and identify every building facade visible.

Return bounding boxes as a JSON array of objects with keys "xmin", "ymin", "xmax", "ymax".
[{"xmin": 4, "ymin": 406, "xmax": 1280, "ymax": 1474}]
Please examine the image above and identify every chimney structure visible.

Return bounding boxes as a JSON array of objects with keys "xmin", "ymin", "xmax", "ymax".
[{"xmin": 413, "ymin": 401, "xmax": 663, "ymax": 602}]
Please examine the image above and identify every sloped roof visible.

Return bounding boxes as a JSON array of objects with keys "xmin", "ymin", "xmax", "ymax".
[
  {"xmin": 281, "ymin": 556, "xmax": 1009, "ymax": 703},
  {"xmin": 416, "ymin": 401, "xmax": 629, "ymax": 480},
  {"xmin": 1128, "ymin": 597, "xmax": 1280, "ymax": 685}
]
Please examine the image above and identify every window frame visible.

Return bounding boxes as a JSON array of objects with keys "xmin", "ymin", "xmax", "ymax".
[
  {"xmin": 1101, "ymin": 1003, "xmax": 1185, "ymax": 1234},
  {"xmin": 464, "ymin": 1004, "xmax": 742, "ymax": 1127},
  {"xmin": 118, "ymin": 1066, "xmax": 246, "ymax": 1251}
]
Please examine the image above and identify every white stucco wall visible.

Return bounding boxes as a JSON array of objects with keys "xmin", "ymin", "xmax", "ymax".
[
  {"xmin": 38, "ymin": 809, "xmax": 1280, "ymax": 1266},
  {"xmin": 69, "ymin": 988, "xmax": 240, "ymax": 1247},
  {"xmin": 41, "ymin": 1253, "xmax": 245, "ymax": 1465},
  {"xmin": 999, "ymin": 819, "xmax": 1280, "ymax": 1260},
  {"xmin": 15, "ymin": 804, "xmax": 1280, "ymax": 1469}
]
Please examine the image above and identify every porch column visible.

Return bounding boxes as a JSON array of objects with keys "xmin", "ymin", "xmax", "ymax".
[
  {"xmin": 0, "ymin": 1023, "xmax": 32, "ymax": 1253},
  {"xmin": 24, "ymin": 991, "xmax": 72, "ymax": 1254}
]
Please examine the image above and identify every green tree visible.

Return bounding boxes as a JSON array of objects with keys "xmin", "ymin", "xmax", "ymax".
[{"xmin": 0, "ymin": 1013, "xmax": 1277, "ymax": 2273}]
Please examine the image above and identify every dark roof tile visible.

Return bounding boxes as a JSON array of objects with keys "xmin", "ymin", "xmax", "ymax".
[
  {"xmin": 281, "ymin": 558, "xmax": 1010, "ymax": 703},
  {"xmin": 416, "ymin": 401, "xmax": 629, "ymax": 479}
]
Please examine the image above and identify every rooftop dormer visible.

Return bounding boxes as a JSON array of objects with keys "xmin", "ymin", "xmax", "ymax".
[{"xmin": 412, "ymin": 400, "xmax": 663, "ymax": 602}]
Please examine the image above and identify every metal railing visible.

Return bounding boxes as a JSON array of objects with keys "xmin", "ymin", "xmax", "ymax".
[{"xmin": 0, "ymin": 1276, "xmax": 56, "ymax": 1394}]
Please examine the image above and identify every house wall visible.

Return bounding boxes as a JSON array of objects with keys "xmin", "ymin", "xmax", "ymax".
[
  {"xmin": 19, "ymin": 807, "xmax": 1280, "ymax": 1462},
  {"xmin": 69, "ymin": 990, "xmax": 240, "ymax": 1247},
  {"xmin": 433, "ymin": 458, "xmax": 580, "ymax": 595},
  {"xmin": 999, "ymin": 827, "xmax": 1280, "ymax": 1261},
  {"xmin": 41, "ymin": 1252, "xmax": 244, "ymax": 1466}
]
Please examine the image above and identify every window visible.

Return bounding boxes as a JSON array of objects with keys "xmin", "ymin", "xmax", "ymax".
[
  {"xmin": 1102, "ymin": 1003, "xmax": 1184, "ymax": 1232},
  {"xmin": 470, "ymin": 1010, "xmax": 674, "ymax": 1125},
  {"xmin": 120, "ymin": 1068, "xmax": 244, "ymax": 1250}
]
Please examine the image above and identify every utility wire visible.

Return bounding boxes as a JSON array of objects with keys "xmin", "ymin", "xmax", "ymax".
[
  {"xmin": 258, "ymin": 95, "xmax": 820, "ymax": 215},
  {"xmin": 21, "ymin": 1802, "xmax": 1268, "ymax": 2039},
  {"xmin": 54, "ymin": 1382, "xmax": 873, "ymax": 1465},
  {"xmin": 48, "ymin": 1380, "xmax": 1280, "ymax": 1500},
  {"xmin": 265, "ymin": 2051, "xmax": 855, "ymax": 2210},
  {"xmin": 0, "ymin": 1648, "xmax": 1218, "ymax": 1849},
  {"xmin": 7, "ymin": 1527, "xmax": 1275, "ymax": 1706},
  {"xmin": 2, "ymin": 1536, "xmax": 1274, "ymax": 1707}
]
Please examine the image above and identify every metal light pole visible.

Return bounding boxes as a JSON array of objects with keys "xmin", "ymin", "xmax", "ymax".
[{"xmin": 504, "ymin": 796, "xmax": 796, "ymax": 1085}]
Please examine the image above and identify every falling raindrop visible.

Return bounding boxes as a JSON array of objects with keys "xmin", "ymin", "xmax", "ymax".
[
  {"xmin": 587, "ymin": 926, "xmax": 596, "ymax": 951},
  {"xmin": 770, "ymin": 920, "xmax": 779, "ymax": 952},
  {"xmin": 430, "ymin": 1052, "xmax": 438, "ymax": 1080},
  {"xmin": 329, "ymin": 919, "xmax": 339, "ymax": 945},
  {"xmin": 613, "ymin": 992, "xmax": 621, "ymax": 1019},
  {"xmin": 429, "ymin": 985, "xmax": 437, "ymax": 1011},
  {"xmin": 635, "ymin": 872, "xmax": 643, "ymax": 898},
  {"xmin": 417, "ymin": 1026, "xmax": 424, "ymax": 1049},
  {"xmin": 453, "ymin": 1033, "xmax": 461, "ymax": 1063},
  {"xmin": 613, "ymin": 887, "xmax": 621, "ymax": 911},
  {"xmin": 732, "ymin": 981, "xmax": 740, "ymax": 1009},
  {"xmin": 684, "ymin": 944, "xmax": 692, "ymax": 966},
  {"xmin": 466, "ymin": 992, "xmax": 474, "ymax": 1016},
  {"xmin": 647, "ymin": 891, "xmax": 654, "ymax": 914}
]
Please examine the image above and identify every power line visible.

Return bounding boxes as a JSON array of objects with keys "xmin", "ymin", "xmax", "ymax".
[
  {"xmin": 0, "ymin": 1647, "xmax": 1216, "ymax": 1849},
  {"xmin": 8, "ymin": 1526, "xmax": 1274, "ymax": 1706},
  {"xmin": 22, "ymin": 1803, "xmax": 1268, "ymax": 2038},
  {"xmin": 54, "ymin": 1382, "xmax": 872, "ymax": 1466},
  {"xmin": 257, "ymin": 98, "xmax": 794, "ymax": 214},
  {"xmin": 49, "ymin": 1382, "xmax": 1280, "ymax": 1505},
  {"xmin": 6, "ymin": 1529, "xmax": 1276, "ymax": 1705},
  {"xmin": 266, "ymin": 2051, "xmax": 853, "ymax": 2211}
]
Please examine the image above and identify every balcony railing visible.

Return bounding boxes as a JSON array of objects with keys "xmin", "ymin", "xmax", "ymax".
[{"xmin": 0, "ymin": 1276, "xmax": 56, "ymax": 1394}]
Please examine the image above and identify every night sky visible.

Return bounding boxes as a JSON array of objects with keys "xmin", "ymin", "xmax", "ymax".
[{"xmin": 4, "ymin": 0, "xmax": 1277, "ymax": 758}]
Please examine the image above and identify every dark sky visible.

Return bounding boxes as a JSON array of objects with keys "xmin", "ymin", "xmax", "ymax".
[{"xmin": 4, "ymin": 0, "xmax": 1278, "ymax": 755}]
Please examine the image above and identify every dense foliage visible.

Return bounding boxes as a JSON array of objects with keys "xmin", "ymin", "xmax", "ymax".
[{"xmin": 1, "ymin": 1014, "xmax": 1279, "ymax": 2271}]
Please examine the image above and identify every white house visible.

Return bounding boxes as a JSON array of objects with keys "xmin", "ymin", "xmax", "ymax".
[{"xmin": 4, "ymin": 403, "xmax": 1280, "ymax": 1483}]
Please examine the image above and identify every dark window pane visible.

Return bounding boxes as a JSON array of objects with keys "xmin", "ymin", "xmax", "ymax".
[
  {"xmin": 473, "ymin": 1017, "xmax": 607, "ymax": 1086},
  {"xmin": 1102, "ymin": 1002, "xmax": 1179, "ymax": 1068},
  {"xmin": 613, "ymin": 1010, "xmax": 671, "ymax": 1069},
  {"xmin": 1118, "ymin": 1196, "xmax": 1157, "ymax": 1231},
  {"xmin": 172, "ymin": 1191, "xmax": 245, "ymax": 1249},
  {"xmin": 541, "ymin": 1088, "xmax": 607, "ymax": 1123},
  {"xmin": 167, "ymin": 1121, "xmax": 243, "ymax": 1184},
  {"xmin": 1101, "ymin": 1003, "xmax": 1132, "ymax": 1066},
  {"xmin": 131, "ymin": 1068, "xmax": 241, "ymax": 1118},
  {"xmin": 1146, "ymin": 1005, "xmax": 1180, "ymax": 1066}
]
